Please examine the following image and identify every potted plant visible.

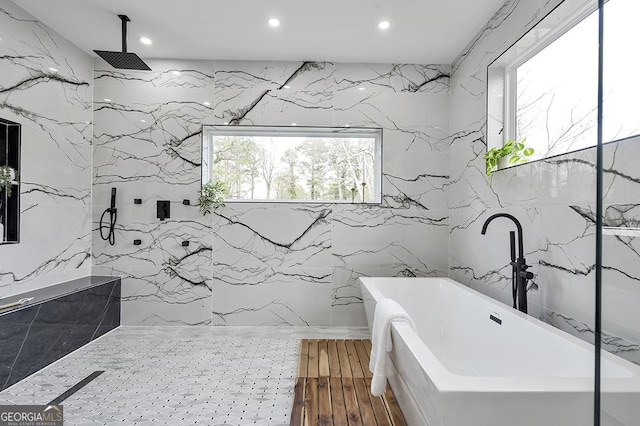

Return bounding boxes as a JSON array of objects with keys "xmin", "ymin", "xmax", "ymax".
[
  {"xmin": 0, "ymin": 165, "xmax": 18, "ymax": 197},
  {"xmin": 197, "ymin": 180, "xmax": 227, "ymax": 215},
  {"xmin": 484, "ymin": 139, "xmax": 534, "ymax": 178}
]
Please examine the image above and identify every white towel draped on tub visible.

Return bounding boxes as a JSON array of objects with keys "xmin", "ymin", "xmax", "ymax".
[{"xmin": 369, "ymin": 297, "xmax": 417, "ymax": 396}]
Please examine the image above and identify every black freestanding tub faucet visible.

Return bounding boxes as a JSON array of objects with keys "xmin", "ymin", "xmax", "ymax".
[{"xmin": 481, "ymin": 213, "xmax": 534, "ymax": 314}]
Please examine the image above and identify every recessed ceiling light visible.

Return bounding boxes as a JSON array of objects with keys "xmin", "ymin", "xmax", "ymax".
[
  {"xmin": 378, "ymin": 21, "xmax": 391, "ymax": 30},
  {"xmin": 49, "ymin": 67, "xmax": 59, "ymax": 73},
  {"xmin": 203, "ymin": 101, "xmax": 210, "ymax": 106},
  {"xmin": 268, "ymin": 18, "xmax": 280, "ymax": 27},
  {"xmin": 140, "ymin": 37, "xmax": 152, "ymax": 45},
  {"xmin": 104, "ymin": 98, "xmax": 112, "ymax": 102},
  {"xmin": 172, "ymin": 70, "xmax": 181, "ymax": 76},
  {"xmin": 358, "ymin": 87, "xmax": 366, "ymax": 91}
]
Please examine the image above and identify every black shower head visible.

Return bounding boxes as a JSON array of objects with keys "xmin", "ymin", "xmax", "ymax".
[
  {"xmin": 93, "ymin": 50, "xmax": 151, "ymax": 70},
  {"xmin": 93, "ymin": 15, "xmax": 151, "ymax": 71}
]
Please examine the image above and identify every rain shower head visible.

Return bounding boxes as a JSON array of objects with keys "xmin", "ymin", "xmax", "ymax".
[
  {"xmin": 93, "ymin": 50, "xmax": 150, "ymax": 70},
  {"xmin": 93, "ymin": 15, "xmax": 151, "ymax": 71}
]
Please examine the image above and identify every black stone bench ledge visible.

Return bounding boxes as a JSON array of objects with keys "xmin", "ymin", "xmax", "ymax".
[{"xmin": 0, "ymin": 275, "xmax": 121, "ymax": 391}]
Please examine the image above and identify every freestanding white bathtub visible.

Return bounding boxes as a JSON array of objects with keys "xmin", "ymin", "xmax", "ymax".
[{"xmin": 359, "ymin": 277, "xmax": 640, "ymax": 426}]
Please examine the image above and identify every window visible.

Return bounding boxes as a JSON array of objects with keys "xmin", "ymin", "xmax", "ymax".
[
  {"xmin": 201, "ymin": 126, "xmax": 382, "ymax": 203},
  {"xmin": 513, "ymin": 6, "xmax": 598, "ymax": 160},
  {"xmin": 487, "ymin": 0, "xmax": 639, "ymax": 165}
]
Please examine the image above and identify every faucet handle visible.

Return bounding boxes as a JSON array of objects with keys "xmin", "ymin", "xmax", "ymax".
[{"xmin": 519, "ymin": 270, "xmax": 534, "ymax": 279}]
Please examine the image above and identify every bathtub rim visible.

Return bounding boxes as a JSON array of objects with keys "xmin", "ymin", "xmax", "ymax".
[{"xmin": 359, "ymin": 276, "xmax": 640, "ymax": 394}]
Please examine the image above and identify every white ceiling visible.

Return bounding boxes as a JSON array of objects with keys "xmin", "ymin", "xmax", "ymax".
[{"xmin": 14, "ymin": 0, "xmax": 506, "ymax": 64}]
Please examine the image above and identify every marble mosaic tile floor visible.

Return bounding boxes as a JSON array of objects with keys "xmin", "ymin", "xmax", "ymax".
[{"xmin": 0, "ymin": 326, "xmax": 369, "ymax": 425}]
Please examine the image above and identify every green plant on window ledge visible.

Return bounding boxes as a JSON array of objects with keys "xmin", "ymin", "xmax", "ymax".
[
  {"xmin": 198, "ymin": 180, "xmax": 227, "ymax": 216},
  {"xmin": 0, "ymin": 166, "xmax": 18, "ymax": 197},
  {"xmin": 485, "ymin": 139, "xmax": 534, "ymax": 178}
]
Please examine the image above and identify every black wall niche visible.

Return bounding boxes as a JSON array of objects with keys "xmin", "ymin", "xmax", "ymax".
[{"xmin": 0, "ymin": 117, "xmax": 21, "ymax": 244}]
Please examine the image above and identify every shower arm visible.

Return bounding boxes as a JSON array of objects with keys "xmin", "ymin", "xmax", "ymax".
[{"xmin": 119, "ymin": 15, "xmax": 130, "ymax": 53}]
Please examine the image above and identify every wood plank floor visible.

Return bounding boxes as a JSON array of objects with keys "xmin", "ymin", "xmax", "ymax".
[{"xmin": 290, "ymin": 339, "xmax": 407, "ymax": 426}]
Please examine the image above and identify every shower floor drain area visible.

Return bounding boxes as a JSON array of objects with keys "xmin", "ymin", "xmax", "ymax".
[
  {"xmin": 0, "ymin": 327, "xmax": 320, "ymax": 425},
  {"xmin": 290, "ymin": 339, "xmax": 406, "ymax": 426}
]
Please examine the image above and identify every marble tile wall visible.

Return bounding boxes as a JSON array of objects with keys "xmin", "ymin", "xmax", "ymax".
[
  {"xmin": 6, "ymin": 0, "xmax": 635, "ymax": 368},
  {"xmin": 92, "ymin": 60, "xmax": 451, "ymax": 326},
  {"xmin": 0, "ymin": 0, "xmax": 93, "ymax": 297},
  {"xmin": 449, "ymin": 0, "xmax": 640, "ymax": 363}
]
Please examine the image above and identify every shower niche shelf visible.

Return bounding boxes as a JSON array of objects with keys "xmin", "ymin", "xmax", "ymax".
[
  {"xmin": 0, "ymin": 117, "xmax": 21, "ymax": 244},
  {"xmin": 602, "ymin": 227, "xmax": 640, "ymax": 237}
]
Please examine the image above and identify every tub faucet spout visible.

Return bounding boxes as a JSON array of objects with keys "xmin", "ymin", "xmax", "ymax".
[{"xmin": 481, "ymin": 213, "xmax": 533, "ymax": 314}]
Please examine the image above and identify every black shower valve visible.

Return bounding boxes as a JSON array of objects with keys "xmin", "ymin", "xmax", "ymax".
[{"xmin": 157, "ymin": 200, "xmax": 170, "ymax": 220}]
